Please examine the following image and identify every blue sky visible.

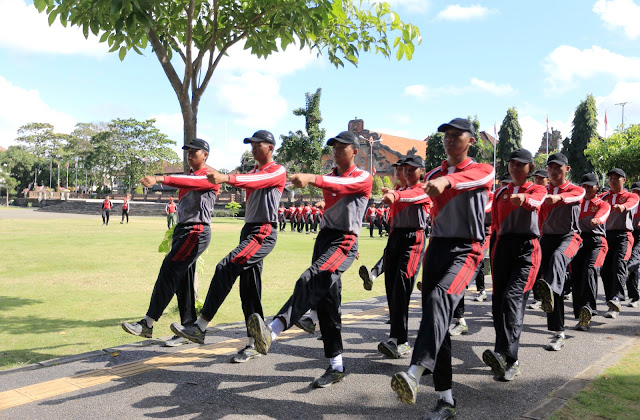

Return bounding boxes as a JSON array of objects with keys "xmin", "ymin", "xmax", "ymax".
[{"xmin": 1, "ymin": 0, "xmax": 639, "ymax": 169}]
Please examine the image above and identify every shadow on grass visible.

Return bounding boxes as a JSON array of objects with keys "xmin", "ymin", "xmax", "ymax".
[
  {"xmin": 0, "ymin": 296, "xmax": 43, "ymax": 311},
  {"xmin": 0, "ymin": 316, "xmax": 128, "ymax": 335},
  {"xmin": 0, "ymin": 343, "xmax": 80, "ymax": 370}
]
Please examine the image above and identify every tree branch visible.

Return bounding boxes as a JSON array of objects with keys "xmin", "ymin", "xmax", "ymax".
[
  {"xmin": 182, "ymin": 0, "xmax": 195, "ymax": 96},
  {"xmin": 148, "ymin": 28, "xmax": 188, "ymax": 106}
]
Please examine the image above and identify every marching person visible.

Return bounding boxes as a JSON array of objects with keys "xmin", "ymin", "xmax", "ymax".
[
  {"xmin": 376, "ymin": 203, "xmax": 386, "ymax": 236},
  {"xmin": 482, "ymin": 149, "xmax": 546, "ymax": 381},
  {"xmin": 528, "ymin": 168, "xmax": 550, "ymax": 309},
  {"xmin": 533, "ymin": 152, "xmax": 584, "ymax": 351},
  {"xmin": 390, "ymin": 118, "xmax": 494, "ymax": 419},
  {"xmin": 572, "ymin": 173, "xmax": 610, "ymax": 330},
  {"xmin": 472, "ymin": 191, "xmax": 493, "ymax": 303},
  {"xmin": 288, "ymin": 204, "xmax": 296, "ymax": 231},
  {"xmin": 278, "ymin": 203, "xmax": 287, "ymax": 231},
  {"xmin": 360, "ymin": 158, "xmax": 407, "ymax": 290},
  {"xmin": 303, "ymin": 202, "xmax": 314, "ymax": 233},
  {"xmin": 171, "ymin": 130, "xmax": 286, "ymax": 365},
  {"xmin": 366, "ymin": 202, "xmax": 378, "ymax": 238},
  {"xmin": 378, "ymin": 155, "xmax": 430, "ymax": 359},
  {"xmin": 626, "ymin": 182, "xmax": 640, "ymax": 308},
  {"xmin": 599, "ymin": 168, "xmax": 639, "ymax": 318},
  {"xmin": 101, "ymin": 195, "xmax": 113, "ymax": 226},
  {"xmin": 165, "ymin": 197, "xmax": 178, "ymax": 229},
  {"xmin": 121, "ymin": 138, "xmax": 219, "ymax": 343},
  {"xmin": 120, "ymin": 195, "xmax": 130, "ymax": 224},
  {"xmin": 245, "ymin": 130, "xmax": 372, "ymax": 388}
]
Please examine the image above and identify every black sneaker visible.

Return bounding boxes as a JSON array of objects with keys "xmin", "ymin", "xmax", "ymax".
[
  {"xmin": 164, "ymin": 335, "xmax": 189, "ymax": 347},
  {"xmin": 312, "ymin": 367, "xmax": 347, "ymax": 388},
  {"xmin": 482, "ymin": 349, "xmax": 506, "ymax": 379},
  {"xmin": 170, "ymin": 322, "xmax": 206, "ymax": 344},
  {"xmin": 230, "ymin": 345, "xmax": 261, "ymax": 363},
  {"xmin": 391, "ymin": 371, "xmax": 417, "ymax": 405},
  {"xmin": 422, "ymin": 398, "xmax": 457, "ymax": 420},
  {"xmin": 502, "ymin": 361, "xmax": 521, "ymax": 381},
  {"xmin": 121, "ymin": 319, "xmax": 153, "ymax": 338},
  {"xmin": 378, "ymin": 340, "xmax": 401, "ymax": 359},
  {"xmin": 533, "ymin": 280, "xmax": 554, "ymax": 313},
  {"xmin": 295, "ymin": 316, "xmax": 316, "ymax": 334},
  {"xmin": 359, "ymin": 265, "xmax": 374, "ymax": 291},
  {"xmin": 247, "ymin": 313, "xmax": 272, "ymax": 355}
]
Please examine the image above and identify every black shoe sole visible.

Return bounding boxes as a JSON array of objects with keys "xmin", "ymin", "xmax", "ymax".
[
  {"xmin": 390, "ymin": 372, "xmax": 417, "ymax": 405},
  {"xmin": 312, "ymin": 373, "xmax": 347, "ymax": 388},
  {"xmin": 534, "ymin": 281, "xmax": 554, "ymax": 313},
  {"xmin": 170, "ymin": 323, "xmax": 205, "ymax": 345},
  {"xmin": 247, "ymin": 314, "xmax": 272, "ymax": 355},
  {"xmin": 378, "ymin": 342, "xmax": 400, "ymax": 359},
  {"xmin": 359, "ymin": 266, "xmax": 373, "ymax": 291},
  {"xmin": 230, "ymin": 353, "xmax": 261, "ymax": 364},
  {"xmin": 295, "ymin": 318, "xmax": 316, "ymax": 334},
  {"xmin": 482, "ymin": 350, "xmax": 505, "ymax": 379},
  {"xmin": 121, "ymin": 323, "xmax": 152, "ymax": 338}
]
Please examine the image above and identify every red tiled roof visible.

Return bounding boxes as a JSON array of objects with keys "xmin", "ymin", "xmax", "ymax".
[{"xmin": 375, "ymin": 133, "xmax": 427, "ymax": 159}]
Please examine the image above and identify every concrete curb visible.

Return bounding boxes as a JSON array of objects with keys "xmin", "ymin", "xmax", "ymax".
[{"xmin": 517, "ymin": 332, "xmax": 640, "ymax": 420}]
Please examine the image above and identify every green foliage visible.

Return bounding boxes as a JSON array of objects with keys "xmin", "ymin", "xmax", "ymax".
[
  {"xmin": 585, "ymin": 124, "xmax": 640, "ymax": 182},
  {"xmin": 0, "ymin": 146, "xmax": 38, "ymax": 191},
  {"xmin": 382, "ymin": 176, "xmax": 393, "ymax": 189},
  {"xmin": 371, "ymin": 176, "xmax": 383, "ymax": 196},
  {"xmin": 565, "ymin": 94, "xmax": 597, "ymax": 180},
  {"xmin": 467, "ymin": 115, "xmax": 494, "ymax": 164},
  {"xmin": 534, "ymin": 152, "xmax": 548, "ymax": 172},
  {"xmin": 425, "ymin": 132, "xmax": 445, "ymax": 170},
  {"xmin": 496, "ymin": 107, "xmax": 523, "ymax": 178},
  {"xmin": 236, "ymin": 151, "xmax": 255, "ymax": 174},
  {"xmin": 276, "ymin": 88, "xmax": 330, "ymax": 174},
  {"xmin": 225, "ymin": 201, "xmax": 242, "ymax": 217}
]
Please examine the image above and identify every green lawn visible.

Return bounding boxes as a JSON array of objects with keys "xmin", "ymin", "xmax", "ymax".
[
  {"xmin": 0, "ymin": 210, "xmax": 392, "ymax": 370},
  {"xmin": 551, "ymin": 344, "xmax": 640, "ymax": 420}
]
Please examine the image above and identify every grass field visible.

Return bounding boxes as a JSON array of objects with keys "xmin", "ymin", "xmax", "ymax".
[
  {"xmin": 551, "ymin": 344, "xmax": 640, "ymax": 420},
  {"xmin": 0, "ymin": 208, "xmax": 392, "ymax": 370}
]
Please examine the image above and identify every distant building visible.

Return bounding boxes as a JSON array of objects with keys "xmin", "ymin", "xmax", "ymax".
[{"xmin": 322, "ymin": 118, "xmax": 428, "ymax": 181}]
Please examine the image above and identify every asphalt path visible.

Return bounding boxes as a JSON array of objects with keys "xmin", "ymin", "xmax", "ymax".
[{"xmin": 1, "ymin": 287, "xmax": 638, "ymax": 420}]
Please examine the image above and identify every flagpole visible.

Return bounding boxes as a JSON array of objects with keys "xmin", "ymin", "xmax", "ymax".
[
  {"xmin": 546, "ymin": 115, "xmax": 549, "ymax": 156},
  {"xmin": 493, "ymin": 122, "xmax": 497, "ymax": 191}
]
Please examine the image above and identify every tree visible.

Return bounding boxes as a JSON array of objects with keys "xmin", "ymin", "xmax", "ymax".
[
  {"xmin": 534, "ymin": 152, "xmax": 548, "ymax": 173},
  {"xmin": 496, "ymin": 107, "xmax": 523, "ymax": 178},
  {"xmin": 585, "ymin": 124, "xmax": 640, "ymax": 182},
  {"xmin": 15, "ymin": 122, "xmax": 67, "ymax": 186},
  {"xmin": 425, "ymin": 132, "xmax": 445, "ymax": 171},
  {"xmin": 382, "ymin": 175, "xmax": 393, "ymax": 189},
  {"xmin": 38, "ymin": 0, "xmax": 421, "ymax": 171},
  {"xmin": 565, "ymin": 94, "xmax": 597, "ymax": 180},
  {"xmin": 276, "ymin": 88, "xmax": 330, "ymax": 174},
  {"xmin": 236, "ymin": 150, "xmax": 255, "ymax": 174},
  {"xmin": 467, "ymin": 115, "xmax": 494, "ymax": 164},
  {"xmin": 0, "ymin": 146, "xmax": 38, "ymax": 191},
  {"xmin": 372, "ymin": 175, "xmax": 383, "ymax": 196}
]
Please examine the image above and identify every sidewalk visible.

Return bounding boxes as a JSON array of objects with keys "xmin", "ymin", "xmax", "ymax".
[{"xmin": 1, "ymin": 289, "xmax": 638, "ymax": 420}]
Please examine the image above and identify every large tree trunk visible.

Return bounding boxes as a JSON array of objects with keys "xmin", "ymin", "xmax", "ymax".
[{"xmin": 182, "ymin": 104, "xmax": 197, "ymax": 172}]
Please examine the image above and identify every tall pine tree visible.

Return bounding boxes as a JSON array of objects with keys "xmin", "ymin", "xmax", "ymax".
[
  {"xmin": 565, "ymin": 94, "xmax": 597, "ymax": 180},
  {"xmin": 496, "ymin": 107, "xmax": 523, "ymax": 177}
]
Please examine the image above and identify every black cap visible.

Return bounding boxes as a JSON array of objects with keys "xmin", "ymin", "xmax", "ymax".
[
  {"xmin": 403, "ymin": 155, "xmax": 425, "ymax": 168},
  {"xmin": 392, "ymin": 157, "xmax": 406, "ymax": 167},
  {"xmin": 244, "ymin": 130, "xmax": 276, "ymax": 145},
  {"xmin": 547, "ymin": 152, "xmax": 568, "ymax": 166},
  {"xmin": 580, "ymin": 173, "xmax": 599, "ymax": 186},
  {"xmin": 631, "ymin": 181, "xmax": 640, "ymax": 191},
  {"xmin": 533, "ymin": 169, "xmax": 548, "ymax": 178},
  {"xmin": 606, "ymin": 168, "xmax": 626, "ymax": 178},
  {"xmin": 182, "ymin": 138, "xmax": 210, "ymax": 153},
  {"xmin": 500, "ymin": 173, "xmax": 513, "ymax": 183},
  {"xmin": 437, "ymin": 118, "xmax": 475, "ymax": 136},
  {"xmin": 509, "ymin": 148, "xmax": 533, "ymax": 164},
  {"xmin": 327, "ymin": 131, "xmax": 360, "ymax": 148}
]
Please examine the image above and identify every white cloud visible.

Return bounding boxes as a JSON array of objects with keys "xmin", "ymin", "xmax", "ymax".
[
  {"xmin": 0, "ymin": 75, "xmax": 76, "ymax": 148},
  {"xmin": 595, "ymin": 81, "xmax": 640, "ymax": 132},
  {"xmin": 374, "ymin": 127, "xmax": 411, "ymax": 138},
  {"xmin": 0, "ymin": 0, "xmax": 107, "ymax": 56},
  {"xmin": 404, "ymin": 78, "xmax": 515, "ymax": 100},
  {"xmin": 392, "ymin": 114, "xmax": 413, "ymax": 125},
  {"xmin": 470, "ymin": 78, "xmax": 516, "ymax": 96},
  {"xmin": 518, "ymin": 114, "xmax": 572, "ymax": 156},
  {"xmin": 376, "ymin": 0, "xmax": 431, "ymax": 13},
  {"xmin": 543, "ymin": 45, "xmax": 640, "ymax": 93},
  {"xmin": 218, "ymin": 41, "xmax": 322, "ymax": 77},
  {"xmin": 593, "ymin": 0, "xmax": 640, "ymax": 39},
  {"xmin": 436, "ymin": 4, "xmax": 498, "ymax": 21},
  {"xmin": 215, "ymin": 72, "xmax": 288, "ymax": 128}
]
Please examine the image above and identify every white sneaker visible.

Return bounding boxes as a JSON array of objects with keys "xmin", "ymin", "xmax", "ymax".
[{"xmin": 473, "ymin": 291, "xmax": 487, "ymax": 302}]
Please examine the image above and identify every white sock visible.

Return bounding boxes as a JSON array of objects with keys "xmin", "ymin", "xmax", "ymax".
[
  {"xmin": 195, "ymin": 317, "xmax": 209, "ymax": 332},
  {"xmin": 389, "ymin": 337, "xmax": 398, "ymax": 345},
  {"xmin": 330, "ymin": 354, "xmax": 344, "ymax": 372},
  {"xmin": 143, "ymin": 316, "xmax": 155, "ymax": 327},
  {"xmin": 308, "ymin": 310, "xmax": 319, "ymax": 323},
  {"xmin": 407, "ymin": 364, "xmax": 426, "ymax": 380},
  {"xmin": 457, "ymin": 318, "xmax": 466, "ymax": 326},
  {"xmin": 439, "ymin": 389, "xmax": 454, "ymax": 405},
  {"xmin": 247, "ymin": 337, "xmax": 255, "ymax": 347},
  {"xmin": 269, "ymin": 318, "xmax": 285, "ymax": 340}
]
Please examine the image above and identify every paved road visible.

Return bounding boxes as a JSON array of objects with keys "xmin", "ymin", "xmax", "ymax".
[{"xmin": 1, "ymin": 288, "xmax": 638, "ymax": 420}]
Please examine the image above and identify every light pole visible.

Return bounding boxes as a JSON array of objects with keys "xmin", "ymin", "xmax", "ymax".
[{"xmin": 615, "ymin": 102, "xmax": 631, "ymax": 127}]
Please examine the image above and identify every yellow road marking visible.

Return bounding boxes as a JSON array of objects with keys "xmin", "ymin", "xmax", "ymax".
[{"xmin": 0, "ymin": 299, "xmax": 418, "ymax": 411}]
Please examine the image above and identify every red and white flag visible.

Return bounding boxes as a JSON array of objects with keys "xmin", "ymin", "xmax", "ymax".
[
  {"xmin": 372, "ymin": 166, "xmax": 376, "ymax": 176},
  {"xmin": 546, "ymin": 116, "xmax": 549, "ymax": 133},
  {"xmin": 65, "ymin": 161, "xmax": 69, "ymax": 169},
  {"xmin": 494, "ymin": 122, "xmax": 498, "ymax": 142},
  {"xmin": 605, "ymin": 111, "xmax": 608, "ymax": 133}
]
